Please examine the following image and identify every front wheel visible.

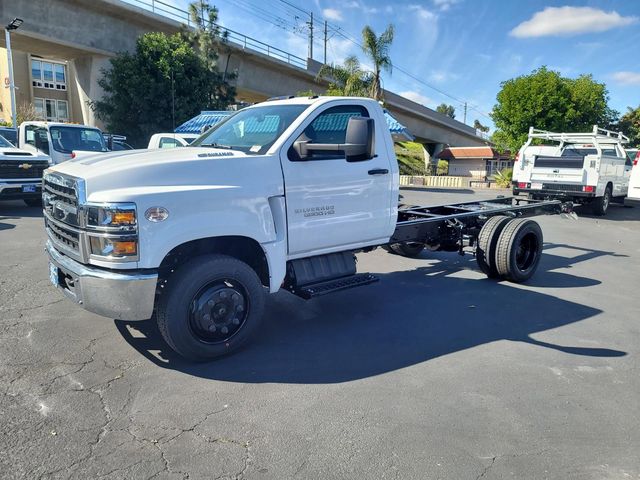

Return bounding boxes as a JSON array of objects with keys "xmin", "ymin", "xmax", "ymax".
[
  {"xmin": 156, "ymin": 254, "xmax": 266, "ymax": 361},
  {"xmin": 592, "ymin": 186, "xmax": 611, "ymax": 216}
]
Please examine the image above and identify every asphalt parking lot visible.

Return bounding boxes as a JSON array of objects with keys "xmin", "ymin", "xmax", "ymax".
[{"xmin": 1, "ymin": 188, "xmax": 639, "ymax": 480}]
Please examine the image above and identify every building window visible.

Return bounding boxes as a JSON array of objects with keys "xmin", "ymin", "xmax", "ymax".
[
  {"xmin": 31, "ymin": 59, "xmax": 67, "ymax": 91},
  {"xmin": 34, "ymin": 97, "xmax": 69, "ymax": 122}
]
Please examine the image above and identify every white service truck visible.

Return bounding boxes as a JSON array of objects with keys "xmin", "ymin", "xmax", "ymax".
[
  {"xmin": 512, "ymin": 126, "xmax": 633, "ymax": 216},
  {"xmin": 0, "ymin": 133, "xmax": 51, "ymax": 206},
  {"xmin": 147, "ymin": 133, "xmax": 199, "ymax": 149},
  {"xmin": 625, "ymin": 149, "xmax": 640, "ymax": 207},
  {"xmin": 18, "ymin": 122, "xmax": 108, "ymax": 164},
  {"xmin": 43, "ymin": 96, "xmax": 571, "ymax": 361}
]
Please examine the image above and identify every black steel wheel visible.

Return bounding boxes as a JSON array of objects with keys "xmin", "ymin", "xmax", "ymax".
[
  {"xmin": 495, "ymin": 218, "xmax": 543, "ymax": 283},
  {"xmin": 476, "ymin": 215, "xmax": 511, "ymax": 278},
  {"xmin": 156, "ymin": 254, "xmax": 265, "ymax": 361}
]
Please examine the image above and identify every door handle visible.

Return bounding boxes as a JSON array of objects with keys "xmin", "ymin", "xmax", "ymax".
[{"xmin": 368, "ymin": 168, "xmax": 389, "ymax": 175}]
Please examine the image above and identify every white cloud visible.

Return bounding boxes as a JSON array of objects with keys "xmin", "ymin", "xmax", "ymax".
[
  {"xmin": 510, "ymin": 6, "xmax": 637, "ymax": 38},
  {"xmin": 611, "ymin": 71, "xmax": 640, "ymax": 85},
  {"xmin": 408, "ymin": 4, "xmax": 437, "ymax": 21},
  {"xmin": 322, "ymin": 8, "xmax": 343, "ymax": 21},
  {"xmin": 399, "ymin": 90, "xmax": 433, "ymax": 107},
  {"xmin": 432, "ymin": 0, "xmax": 460, "ymax": 12},
  {"xmin": 343, "ymin": 0, "xmax": 378, "ymax": 14},
  {"xmin": 326, "ymin": 36, "xmax": 358, "ymax": 65},
  {"xmin": 428, "ymin": 71, "xmax": 460, "ymax": 83}
]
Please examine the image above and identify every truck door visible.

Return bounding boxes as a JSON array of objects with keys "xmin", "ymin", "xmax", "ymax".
[{"xmin": 280, "ymin": 103, "xmax": 395, "ymax": 257}]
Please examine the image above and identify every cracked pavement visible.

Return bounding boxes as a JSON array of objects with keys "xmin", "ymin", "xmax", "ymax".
[{"xmin": 1, "ymin": 189, "xmax": 640, "ymax": 479}]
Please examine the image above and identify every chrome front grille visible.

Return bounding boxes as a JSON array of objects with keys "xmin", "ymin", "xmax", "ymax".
[{"xmin": 43, "ymin": 174, "xmax": 79, "ymax": 208}]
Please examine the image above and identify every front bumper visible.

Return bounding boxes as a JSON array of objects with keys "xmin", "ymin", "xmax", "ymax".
[
  {"xmin": 46, "ymin": 240, "xmax": 157, "ymax": 320},
  {"xmin": 624, "ymin": 196, "xmax": 640, "ymax": 207},
  {"xmin": 0, "ymin": 180, "xmax": 42, "ymax": 199}
]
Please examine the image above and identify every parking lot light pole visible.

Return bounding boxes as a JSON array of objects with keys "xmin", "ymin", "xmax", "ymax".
[{"xmin": 5, "ymin": 18, "xmax": 23, "ymax": 129}]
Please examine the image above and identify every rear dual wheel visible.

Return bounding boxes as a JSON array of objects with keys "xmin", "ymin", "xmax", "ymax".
[{"xmin": 476, "ymin": 217, "xmax": 543, "ymax": 283}]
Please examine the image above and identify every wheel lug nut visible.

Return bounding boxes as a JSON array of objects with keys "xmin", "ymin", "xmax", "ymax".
[
  {"xmin": 208, "ymin": 325, "xmax": 216, "ymax": 332},
  {"xmin": 232, "ymin": 293, "xmax": 239, "ymax": 301},
  {"xmin": 203, "ymin": 314, "xmax": 211, "ymax": 321},
  {"xmin": 220, "ymin": 291, "xmax": 228, "ymax": 299},
  {"xmin": 221, "ymin": 326, "xmax": 229, "ymax": 334},
  {"xmin": 236, "ymin": 305, "xmax": 244, "ymax": 312},
  {"xmin": 232, "ymin": 318, "xmax": 240, "ymax": 325},
  {"xmin": 207, "ymin": 300, "xmax": 214, "ymax": 307}
]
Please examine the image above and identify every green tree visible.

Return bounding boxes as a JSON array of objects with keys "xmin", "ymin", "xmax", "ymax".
[
  {"xmin": 93, "ymin": 32, "xmax": 234, "ymax": 147},
  {"xmin": 473, "ymin": 119, "xmax": 489, "ymax": 132},
  {"xmin": 617, "ymin": 105, "xmax": 640, "ymax": 146},
  {"xmin": 361, "ymin": 24, "xmax": 394, "ymax": 101},
  {"xmin": 317, "ymin": 56, "xmax": 373, "ymax": 97},
  {"xmin": 491, "ymin": 67, "xmax": 617, "ymax": 153},
  {"xmin": 436, "ymin": 103, "xmax": 456, "ymax": 118}
]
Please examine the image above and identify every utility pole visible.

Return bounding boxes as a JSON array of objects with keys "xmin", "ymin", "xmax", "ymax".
[
  {"xmin": 323, "ymin": 20, "xmax": 328, "ymax": 64},
  {"xmin": 4, "ymin": 18, "xmax": 23, "ymax": 129},
  {"xmin": 463, "ymin": 102, "xmax": 467, "ymax": 124},
  {"xmin": 307, "ymin": 11, "xmax": 314, "ymax": 60}
]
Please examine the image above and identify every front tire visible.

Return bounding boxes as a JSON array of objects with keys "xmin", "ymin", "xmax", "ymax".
[
  {"xmin": 156, "ymin": 254, "xmax": 266, "ymax": 361},
  {"xmin": 388, "ymin": 242, "xmax": 425, "ymax": 258},
  {"xmin": 592, "ymin": 185, "xmax": 611, "ymax": 216}
]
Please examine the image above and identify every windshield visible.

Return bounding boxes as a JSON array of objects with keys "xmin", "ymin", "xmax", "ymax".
[
  {"xmin": 192, "ymin": 104, "xmax": 308, "ymax": 154},
  {"xmin": 50, "ymin": 126, "xmax": 108, "ymax": 154},
  {"xmin": 0, "ymin": 135, "xmax": 13, "ymax": 148}
]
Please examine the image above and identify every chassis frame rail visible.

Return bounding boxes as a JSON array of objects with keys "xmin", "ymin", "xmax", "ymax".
[{"xmin": 391, "ymin": 196, "xmax": 571, "ymax": 245}]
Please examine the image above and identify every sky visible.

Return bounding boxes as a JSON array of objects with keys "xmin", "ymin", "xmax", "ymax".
[{"xmin": 161, "ymin": 0, "xmax": 640, "ymax": 129}]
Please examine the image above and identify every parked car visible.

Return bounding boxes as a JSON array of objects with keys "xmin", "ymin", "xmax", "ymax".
[
  {"xmin": 513, "ymin": 126, "xmax": 632, "ymax": 215},
  {"xmin": 147, "ymin": 133, "xmax": 198, "ymax": 149},
  {"xmin": 17, "ymin": 122, "xmax": 108, "ymax": 164},
  {"xmin": 0, "ymin": 134, "xmax": 51, "ymax": 206},
  {"xmin": 624, "ymin": 148, "xmax": 640, "ymax": 207}
]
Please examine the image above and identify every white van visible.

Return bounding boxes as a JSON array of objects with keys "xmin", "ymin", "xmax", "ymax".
[
  {"xmin": 18, "ymin": 122, "xmax": 108, "ymax": 164},
  {"xmin": 513, "ymin": 126, "xmax": 632, "ymax": 215},
  {"xmin": 624, "ymin": 149, "xmax": 640, "ymax": 207}
]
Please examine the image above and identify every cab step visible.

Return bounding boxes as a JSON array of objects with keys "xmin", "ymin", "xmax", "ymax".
[{"xmin": 293, "ymin": 273, "xmax": 379, "ymax": 299}]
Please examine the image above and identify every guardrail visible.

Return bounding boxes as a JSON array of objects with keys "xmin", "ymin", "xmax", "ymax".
[{"xmin": 122, "ymin": 0, "xmax": 307, "ymax": 69}]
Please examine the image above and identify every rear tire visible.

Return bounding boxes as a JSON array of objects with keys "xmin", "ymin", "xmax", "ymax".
[
  {"xmin": 388, "ymin": 242, "xmax": 425, "ymax": 258},
  {"xmin": 156, "ymin": 254, "xmax": 266, "ymax": 361},
  {"xmin": 476, "ymin": 215, "xmax": 511, "ymax": 278},
  {"xmin": 495, "ymin": 219, "xmax": 543, "ymax": 283},
  {"xmin": 592, "ymin": 185, "xmax": 611, "ymax": 216}
]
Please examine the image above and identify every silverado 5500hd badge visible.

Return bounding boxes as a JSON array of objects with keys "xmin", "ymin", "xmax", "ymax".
[{"xmin": 295, "ymin": 205, "xmax": 335, "ymax": 217}]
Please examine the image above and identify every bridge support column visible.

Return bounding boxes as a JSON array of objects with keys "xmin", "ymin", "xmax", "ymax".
[
  {"xmin": 69, "ymin": 55, "xmax": 111, "ymax": 129},
  {"xmin": 422, "ymin": 143, "xmax": 446, "ymax": 174}
]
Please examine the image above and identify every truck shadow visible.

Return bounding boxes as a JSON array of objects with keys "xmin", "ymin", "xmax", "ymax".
[
  {"xmin": 574, "ymin": 203, "xmax": 639, "ymax": 221},
  {"xmin": 0, "ymin": 201, "xmax": 44, "ymax": 219},
  {"xmin": 115, "ymin": 245, "xmax": 625, "ymax": 383}
]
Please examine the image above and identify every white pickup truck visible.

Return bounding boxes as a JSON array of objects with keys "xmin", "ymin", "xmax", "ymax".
[
  {"xmin": 513, "ymin": 126, "xmax": 632, "ymax": 216},
  {"xmin": 18, "ymin": 122, "xmax": 108, "ymax": 164},
  {"xmin": 43, "ymin": 96, "xmax": 570, "ymax": 361},
  {"xmin": 0, "ymin": 133, "xmax": 51, "ymax": 206}
]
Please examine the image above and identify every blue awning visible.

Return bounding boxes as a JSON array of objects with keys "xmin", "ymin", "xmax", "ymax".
[{"xmin": 175, "ymin": 108, "xmax": 414, "ymax": 141}]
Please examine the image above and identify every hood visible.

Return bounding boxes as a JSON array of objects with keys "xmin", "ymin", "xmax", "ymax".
[
  {"xmin": 0, "ymin": 147, "xmax": 50, "ymax": 162},
  {"xmin": 48, "ymin": 147, "xmax": 278, "ymax": 201}
]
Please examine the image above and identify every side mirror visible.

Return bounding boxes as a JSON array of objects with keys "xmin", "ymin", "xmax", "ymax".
[{"xmin": 292, "ymin": 116, "xmax": 375, "ymax": 161}]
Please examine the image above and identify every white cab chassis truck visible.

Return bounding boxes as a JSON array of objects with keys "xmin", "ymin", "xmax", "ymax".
[
  {"xmin": 512, "ymin": 126, "xmax": 633, "ymax": 216},
  {"xmin": 624, "ymin": 150, "xmax": 640, "ymax": 207},
  {"xmin": 43, "ymin": 97, "xmax": 571, "ymax": 361}
]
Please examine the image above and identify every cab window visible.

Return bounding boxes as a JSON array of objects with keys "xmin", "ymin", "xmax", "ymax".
[
  {"xmin": 159, "ymin": 137, "xmax": 181, "ymax": 149},
  {"xmin": 294, "ymin": 105, "xmax": 370, "ymax": 161}
]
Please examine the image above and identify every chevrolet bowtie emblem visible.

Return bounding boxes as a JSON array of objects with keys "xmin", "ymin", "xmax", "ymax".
[{"xmin": 18, "ymin": 163, "xmax": 33, "ymax": 170}]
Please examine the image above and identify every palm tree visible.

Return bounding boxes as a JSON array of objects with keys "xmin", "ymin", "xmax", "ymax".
[
  {"xmin": 317, "ymin": 55, "xmax": 373, "ymax": 97},
  {"xmin": 361, "ymin": 24, "xmax": 394, "ymax": 101}
]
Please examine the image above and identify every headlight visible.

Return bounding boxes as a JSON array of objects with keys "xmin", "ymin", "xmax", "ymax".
[
  {"xmin": 86, "ymin": 203, "xmax": 137, "ymax": 229},
  {"xmin": 89, "ymin": 236, "xmax": 138, "ymax": 258}
]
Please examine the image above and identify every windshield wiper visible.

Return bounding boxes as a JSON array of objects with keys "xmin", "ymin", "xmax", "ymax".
[{"xmin": 200, "ymin": 143, "xmax": 233, "ymax": 150}]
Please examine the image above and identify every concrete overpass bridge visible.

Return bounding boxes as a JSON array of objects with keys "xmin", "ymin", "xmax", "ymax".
[{"xmin": 0, "ymin": 0, "xmax": 488, "ymax": 159}]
